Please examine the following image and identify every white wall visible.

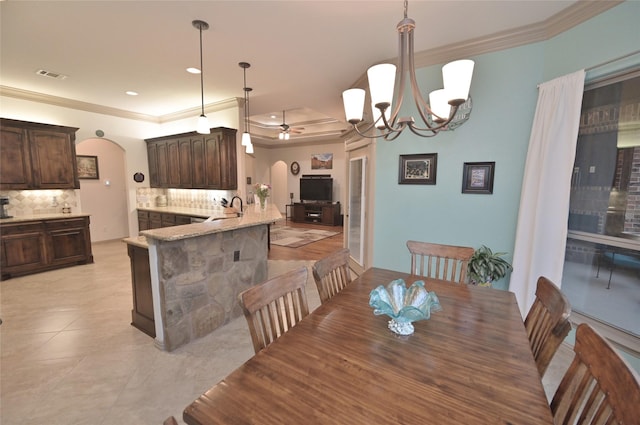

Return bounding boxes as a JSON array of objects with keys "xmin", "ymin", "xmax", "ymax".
[
  {"xmin": 76, "ymin": 138, "xmax": 128, "ymax": 242},
  {"xmin": 252, "ymin": 141, "xmax": 347, "ymax": 214}
]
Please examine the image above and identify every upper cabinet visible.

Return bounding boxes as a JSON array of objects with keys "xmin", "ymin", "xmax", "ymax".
[
  {"xmin": 0, "ymin": 118, "xmax": 80, "ymax": 190},
  {"xmin": 145, "ymin": 127, "xmax": 237, "ymax": 190}
]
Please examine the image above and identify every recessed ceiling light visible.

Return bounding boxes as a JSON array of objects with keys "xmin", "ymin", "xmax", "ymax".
[
  {"xmin": 270, "ymin": 114, "xmax": 277, "ymax": 119},
  {"xmin": 186, "ymin": 67, "xmax": 201, "ymax": 74},
  {"xmin": 125, "ymin": 91, "xmax": 138, "ymax": 96}
]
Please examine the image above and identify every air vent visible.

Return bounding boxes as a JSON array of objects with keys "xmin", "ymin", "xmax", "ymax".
[{"xmin": 35, "ymin": 69, "xmax": 68, "ymax": 80}]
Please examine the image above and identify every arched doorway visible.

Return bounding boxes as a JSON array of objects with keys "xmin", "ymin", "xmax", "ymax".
[{"xmin": 76, "ymin": 138, "xmax": 128, "ymax": 242}]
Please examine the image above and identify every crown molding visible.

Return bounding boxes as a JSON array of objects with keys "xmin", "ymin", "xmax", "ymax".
[
  {"xmin": 0, "ymin": 85, "xmax": 241, "ymax": 124},
  {"xmin": 0, "ymin": 85, "xmax": 161, "ymax": 123},
  {"xmin": 159, "ymin": 97, "xmax": 241, "ymax": 123},
  {"xmin": 411, "ymin": 0, "xmax": 623, "ymax": 67}
]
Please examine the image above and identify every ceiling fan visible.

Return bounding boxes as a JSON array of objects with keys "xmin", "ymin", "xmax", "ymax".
[{"xmin": 278, "ymin": 110, "xmax": 304, "ymax": 140}]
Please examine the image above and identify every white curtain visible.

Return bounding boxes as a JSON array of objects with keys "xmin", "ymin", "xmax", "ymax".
[{"xmin": 510, "ymin": 70, "xmax": 585, "ymax": 317}]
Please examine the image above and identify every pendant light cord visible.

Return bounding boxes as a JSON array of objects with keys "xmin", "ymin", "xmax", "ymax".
[{"xmin": 199, "ymin": 25, "xmax": 205, "ymax": 116}]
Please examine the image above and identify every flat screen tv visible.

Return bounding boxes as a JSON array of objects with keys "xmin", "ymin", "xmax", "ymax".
[{"xmin": 300, "ymin": 177, "xmax": 333, "ymax": 203}]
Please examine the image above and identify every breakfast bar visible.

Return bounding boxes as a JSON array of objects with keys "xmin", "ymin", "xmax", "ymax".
[{"xmin": 134, "ymin": 204, "xmax": 281, "ymax": 351}]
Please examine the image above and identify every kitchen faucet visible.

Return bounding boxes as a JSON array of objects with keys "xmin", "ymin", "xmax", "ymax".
[{"xmin": 230, "ymin": 196, "xmax": 243, "ymax": 216}]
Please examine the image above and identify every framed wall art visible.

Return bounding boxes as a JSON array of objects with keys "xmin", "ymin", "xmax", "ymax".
[
  {"xmin": 311, "ymin": 153, "xmax": 333, "ymax": 169},
  {"xmin": 462, "ymin": 161, "xmax": 495, "ymax": 194},
  {"xmin": 77, "ymin": 155, "xmax": 99, "ymax": 179},
  {"xmin": 398, "ymin": 153, "xmax": 437, "ymax": 185}
]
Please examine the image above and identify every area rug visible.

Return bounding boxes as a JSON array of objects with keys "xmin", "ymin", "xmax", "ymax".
[{"xmin": 270, "ymin": 226, "xmax": 340, "ymax": 248}]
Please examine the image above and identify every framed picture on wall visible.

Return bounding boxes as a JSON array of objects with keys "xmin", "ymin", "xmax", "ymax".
[
  {"xmin": 462, "ymin": 161, "xmax": 495, "ymax": 194},
  {"xmin": 398, "ymin": 153, "xmax": 437, "ymax": 185},
  {"xmin": 77, "ymin": 155, "xmax": 99, "ymax": 179},
  {"xmin": 311, "ymin": 153, "xmax": 333, "ymax": 169}
]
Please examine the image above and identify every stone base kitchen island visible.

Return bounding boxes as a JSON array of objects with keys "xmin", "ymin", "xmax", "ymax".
[{"xmin": 129, "ymin": 204, "xmax": 281, "ymax": 351}]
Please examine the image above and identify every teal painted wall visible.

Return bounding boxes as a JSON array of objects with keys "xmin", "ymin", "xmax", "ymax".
[{"xmin": 372, "ymin": 2, "xmax": 640, "ymax": 292}]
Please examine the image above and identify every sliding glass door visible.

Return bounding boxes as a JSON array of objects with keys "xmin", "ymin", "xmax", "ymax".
[{"xmin": 562, "ymin": 71, "xmax": 640, "ymax": 338}]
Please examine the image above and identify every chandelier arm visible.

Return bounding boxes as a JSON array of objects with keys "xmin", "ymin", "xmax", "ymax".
[
  {"xmin": 386, "ymin": 25, "xmax": 409, "ymax": 127},
  {"xmin": 382, "ymin": 129, "xmax": 406, "ymax": 141},
  {"xmin": 406, "ymin": 103, "xmax": 462, "ymax": 135},
  {"xmin": 378, "ymin": 108, "xmax": 406, "ymax": 135},
  {"xmin": 350, "ymin": 115, "xmax": 408, "ymax": 139},
  {"xmin": 351, "ymin": 124, "xmax": 391, "ymax": 139},
  {"xmin": 406, "ymin": 30, "xmax": 438, "ymax": 130},
  {"xmin": 406, "ymin": 122, "xmax": 441, "ymax": 137}
]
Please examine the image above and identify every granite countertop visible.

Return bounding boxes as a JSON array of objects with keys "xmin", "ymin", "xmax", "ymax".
[
  {"xmin": 0, "ymin": 213, "xmax": 91, "ymax": 224},
  {"xmin": 137, "ymin": 205, "xmax": 224, "ymax": 219},
  {"xmin": 123, "ymin": 235, "xmax": 149, "ymax": 249},
  {"xmin": 139, "ymin": 203, "xmax": 282, "ymax": 243}
]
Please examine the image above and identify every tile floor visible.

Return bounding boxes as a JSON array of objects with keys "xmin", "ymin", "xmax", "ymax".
[{"xmin": 0, "ymin": 240, "xmax": 571, "ymax": 424}]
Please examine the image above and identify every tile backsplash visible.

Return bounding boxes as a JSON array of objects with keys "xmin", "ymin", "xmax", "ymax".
[
  {"xmin": 0, "ymin": 189, "xmax": 78, "ymax": 216},
  {"xmin": 136, "ymin": 188, "xmax": 234, "ymax": 209}
]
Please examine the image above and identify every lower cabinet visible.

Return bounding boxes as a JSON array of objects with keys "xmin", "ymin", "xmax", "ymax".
[
  {"xmin": 127, "ymin": 243, "xmax": 155, "ymax": 337},
  {"xmin": 0, "ymin": 216, "xmax": 93, "ymax": 280},
  {"xmin": 137, "ymin": 210, "xmax": 195, "ymax": 232},
  {"xmin": 0, "ymin": 222, "xmax": 47, "ymax": 276},
  {"xmin": 292, "ymin": 203, "xmax": 341, "ymax": 226}
]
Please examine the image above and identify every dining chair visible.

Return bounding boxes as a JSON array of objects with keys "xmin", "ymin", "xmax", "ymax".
[
  {"xmin": 406, "ymin": 240, "xmax": 475, "ymax": 283},
  {"xmin": 524, "ymin": 276, "xmax": 572, "ymax": 377},
  {"xmin": 550, "ymin": 323, "xmax": 640, "ymax": 424},
  {"xmin": 312, "ymin": 248, "xmax": 352, "ymax": 304},
  {"xmin": 239, "ymin": 266, "xmax": 310, "ymax": 354}
]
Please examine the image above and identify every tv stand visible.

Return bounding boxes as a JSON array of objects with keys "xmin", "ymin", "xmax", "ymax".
[{"xmin": 292, "ymin": 202, "xmax": 340, "ymax": 226}]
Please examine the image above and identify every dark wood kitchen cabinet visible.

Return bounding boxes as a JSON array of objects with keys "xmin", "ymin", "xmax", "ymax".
[
  {"xmin": 137, "ymin": 210, "xmax": 194, "ymax": 232},
  {"xmin": 0, "ymin": 118, "xmax": 80, "ymax": 190},
  {"xmin": 0, "ymin": 222, "xmax": 47, "ymax": 276},
  {"xmin": 145, "ymin": 127, "xmax": 237, "ymax": 190},
  {"xmin": 0, "ymin": 216, "xmax": 93, "ymax": 280},
  {"xmin": 127, "ymin": 243, "xmax": 155, "ymax": 337}
]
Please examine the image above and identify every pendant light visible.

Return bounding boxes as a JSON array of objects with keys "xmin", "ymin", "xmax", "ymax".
[
  {"xmin": 239, "ymin": 62, "xmax": 254, "ymax": 151},
  {"xmin": 342, "ymin": 0, "xmax": 474, "ymax": 140},
  {"xmin": 193, "ymin": 20, "xmax": 210, "ymax": 135}
]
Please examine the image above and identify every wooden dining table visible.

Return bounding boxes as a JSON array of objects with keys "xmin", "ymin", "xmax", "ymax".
[{"xmin": 183, "ymin": 267, "xmax": 554, "ymax": 424}]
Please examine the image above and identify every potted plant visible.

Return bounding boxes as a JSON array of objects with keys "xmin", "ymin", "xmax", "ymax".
[{"xmin": 467, "ymin": 245, "xmax": 513, "ymax": 287}]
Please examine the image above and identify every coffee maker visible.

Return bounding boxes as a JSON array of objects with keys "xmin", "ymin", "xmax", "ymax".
[{"xmin": 1, "ymin": 196, "xmax": 12, "ymax": 219}]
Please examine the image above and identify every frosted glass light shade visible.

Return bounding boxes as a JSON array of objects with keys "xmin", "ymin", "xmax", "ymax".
[
  {"xmin": 428, "ymin": 89, "xmax": 451, "ymax": 121},
  {"xmin": 245, "ymin": 142, "xmax": 254, "ymax": 154},
  {"xmin": 442, "ymin": 60, "xmax": 474, "ymax": 103},
  {"xmin": 241, "ymin": 131, "xmax": 251, "ymax": 146},
  {"xmin": 367, "ymin": 64, "xmax": 396, "ymax": 108},
  {"xmin": 343, "ymin": 88, "xmax": 366, "ymax": 123},
  {"xmin": 197, "ymin": 114, "xmax": 211, "ymax": 134}
]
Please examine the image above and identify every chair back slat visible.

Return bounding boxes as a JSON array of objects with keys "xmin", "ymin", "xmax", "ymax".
[
  {"xmin": 551, "ymin": 323, "xmax": 640, "ymax": 425},
  {"xmin": 239, "ymin": 266, "xmax": 310, "ymax": 353},
  {"xmin": 524, "ymin": 276, "xmax": 572, "ymax": 376},
  {"xmin": 313, "ymin": 248, "xmax": 352, "ymax": 304},
  {"xmin": 406, "ymin": 240, "xmax": 474, "ymax": 284}
]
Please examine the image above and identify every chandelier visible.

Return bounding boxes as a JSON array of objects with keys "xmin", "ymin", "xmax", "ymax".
[
  {"xmin": 192, "ymin": 20, "xmax": 210, "ymax": 135},
  {"xmin": 342, "ymin": 0, "xmax": 474, "ymax": 140},
  {"xmin": 239, "ymin": 62, "xmax": 254, "ymax": 153}
]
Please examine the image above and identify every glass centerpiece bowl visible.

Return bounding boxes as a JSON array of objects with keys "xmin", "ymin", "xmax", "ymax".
[{"xmin": 369, "ymin": 279, "xmax": 442, "ymax": 335}]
